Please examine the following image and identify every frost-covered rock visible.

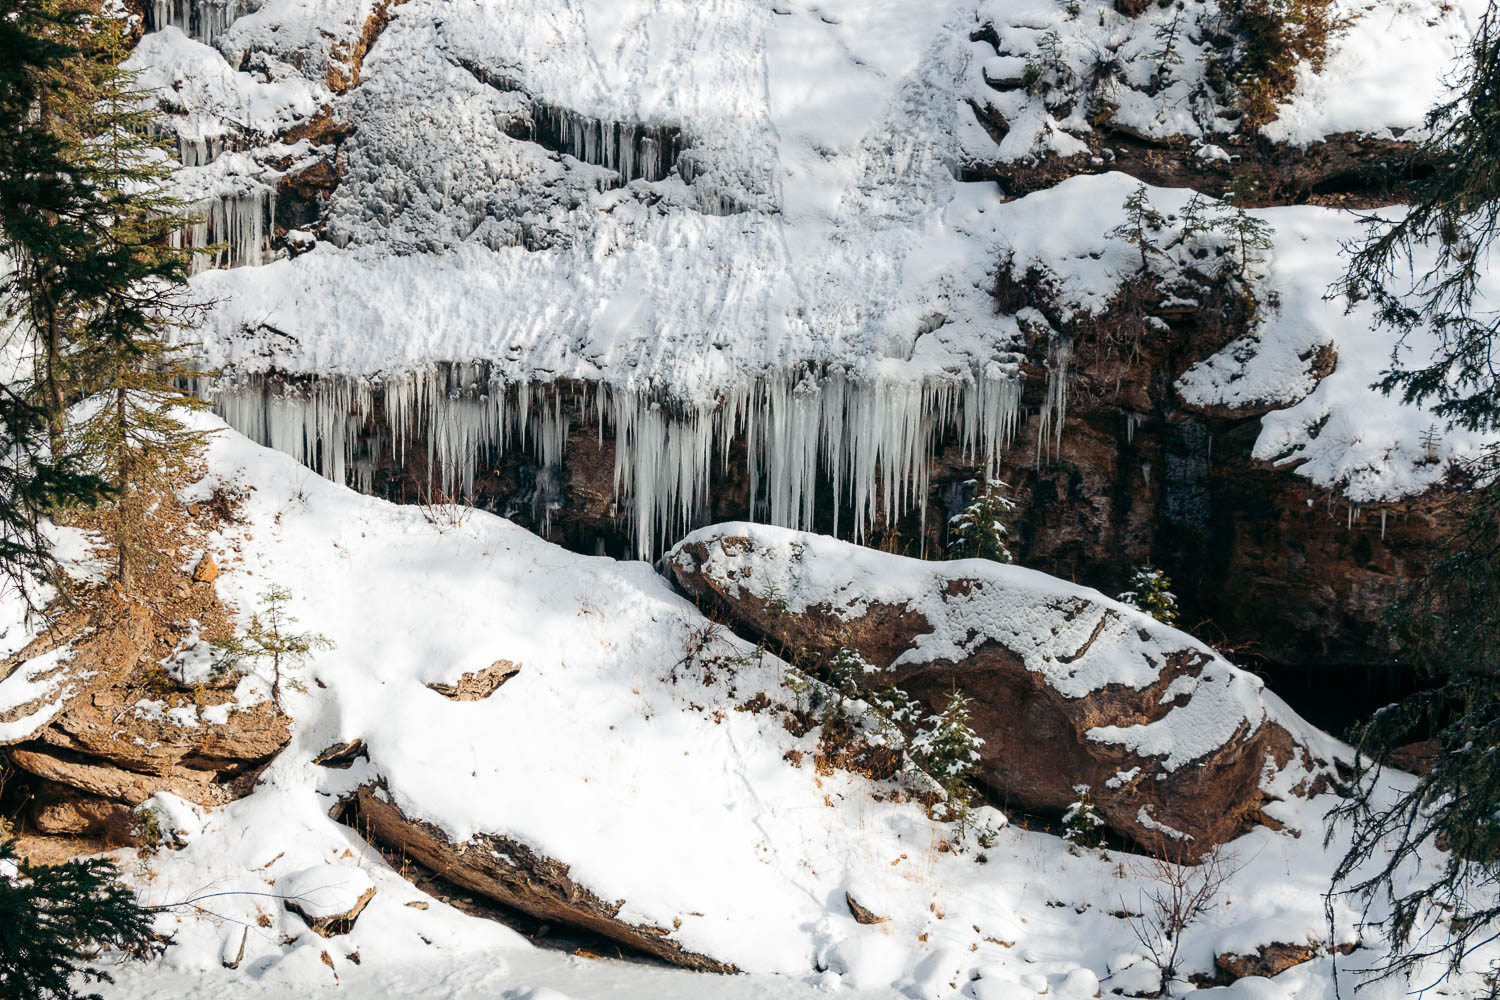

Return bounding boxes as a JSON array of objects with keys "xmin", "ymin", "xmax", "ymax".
[{"xmin": 668, "ymin": 522, "xmax": 1334, "ymax": 857}]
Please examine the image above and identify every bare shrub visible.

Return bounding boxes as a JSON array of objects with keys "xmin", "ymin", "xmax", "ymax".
[{"xmin": 1123, "ymin": 844, "xmax": 1242, "ymax": 996}]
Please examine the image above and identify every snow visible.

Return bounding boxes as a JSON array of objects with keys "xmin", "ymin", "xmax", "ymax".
[
  {"xmin": 1177, "ymin": 203, "xmax": 1500, "ymax": 501},
  {"xmin": 277, "ymin": 863, "xmax": 376, "ymax": 921},
  {"xmin": 0, "ymin": 414, "xmax": 1465, "ymax": 1000},
  {"xmin": 126, "ymin": 28, "xmax": 326, "ymax": 158},
  {"xmin": 1263, "ymin": 0, "xmax": 1488, "ymax": 146}
]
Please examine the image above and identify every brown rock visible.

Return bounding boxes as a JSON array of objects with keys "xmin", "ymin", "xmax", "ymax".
[
  {"xmin": 668, "ymin": 528, "xmax": 1319, "ymax": 860},
  {"xmin": 192, "ymin": 554, "xmax": 219, "ymax": 583},
  {"xmin": 1213, "ymin": 941, "xmax": 1355, "ymax": 983},
  {"xmin": 287, "ymin": 885, "xmax": 378, "ymax": 938},
  {"xmin": 10, "ymin": 745, "xmax": 217, "ymax": 806},
  {"xmin": 30, "ymin": 788, "xmax": 132, "ymax": 840},
  {"xmin": 1390, "ymin": 739, "xmax": 1441, "ymax": 776},
  {"xmin": 845, "ymin": 892, "xmax": 887, "ymax": 925},
  {"xmin": 354, "ymin": 785, "xmax": 737, "ymax": 972},
  {"xmin": 0, "ymin": 603, "xmax": 153, "ymax": 742},
  {"xmin": 425, "ymin": 660, "xmax": 520, "ymax": 701},
  {"xmin": 37, "ymin": 689, "xmax": 289, "ymax": 777}
]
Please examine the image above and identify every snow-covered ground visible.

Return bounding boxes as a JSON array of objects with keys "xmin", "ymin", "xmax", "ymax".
[{"xmin": 1, "ymin": 416, "xmax": 1489, "ymax": 999}]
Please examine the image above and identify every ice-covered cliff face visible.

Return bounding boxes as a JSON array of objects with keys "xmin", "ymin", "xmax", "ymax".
[{"xmin": 124, "ymin": 0, "xmax": 1498, "ymax": 556}]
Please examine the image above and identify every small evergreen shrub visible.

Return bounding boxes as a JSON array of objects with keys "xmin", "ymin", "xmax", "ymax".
[
  {"xmin": 1118, "ymin": 566, "xmax": 1179, "ymax": 626},
  {"xmin": 211, "ymin": 586, "xmax": 333, "ymax": 710},
  {"xmin": 948, "ymin": 478, "xmax": 1017, "ymax": 563},
  {"xmin": 1062, "ymin": 785, "xmax": 1106, "ymax": 849},
  {"xmin": 909, "ymin": 690, "xmax": 986, "ymax": 826}
]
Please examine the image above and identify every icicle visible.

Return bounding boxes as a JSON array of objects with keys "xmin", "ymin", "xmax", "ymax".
[
  {"xmin": 1380, "ymin": 508, "xmax": 1387, "ymax": 540},
  {"xmin": 1036, "ymin": 335, "xmax": 1071, "ymax": 463},
  {"xmin": 170, "ymin": 188, "xmax": 276, "ymax": 271},
  {"xmin": 532, "ymin": 102, "xmax": 680, "ymax": 184},
  {"xmin": 212, "ymin": 362, "xmax": 1028, "ymax": 560}
]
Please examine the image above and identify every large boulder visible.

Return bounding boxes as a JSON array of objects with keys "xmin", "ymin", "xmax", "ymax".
[{"xmin": 668, "ymin": 524, "xmax": 1326, "ymax": 859}]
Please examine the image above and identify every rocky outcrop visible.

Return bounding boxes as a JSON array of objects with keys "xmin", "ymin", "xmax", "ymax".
[
  {"xmin": 0, "ymin": 577, "xmax": 291, "ymax": 842},
  {"xmin": 352, "ymin": 785, "xmax": 736, "ymax": 972},
  {"xmin": 668, "ymin": 525, "xmax": 1324, "ymax": 859}
]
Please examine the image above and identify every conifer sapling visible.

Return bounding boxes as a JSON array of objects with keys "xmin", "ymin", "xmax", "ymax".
[
  {"xmin": 948, "ymin": 478, "xmax": 1016, "ymax": 563},
  {"xmin": 211, "ymin": 586, "xmax": 333, "ymax": 710}
]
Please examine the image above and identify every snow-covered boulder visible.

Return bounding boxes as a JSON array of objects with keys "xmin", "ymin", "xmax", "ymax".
[
  {"xmin": 668, "ymin": 523, "xmax": 1329, "ymax": 857},
  {"xmin": 279, "ymin": 863, "xmax": 378, "ymax": 936}
]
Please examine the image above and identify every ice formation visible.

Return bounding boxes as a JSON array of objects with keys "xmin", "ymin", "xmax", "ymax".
[
  {"xmin": 531, "ymin": 104, "xmax": 682, "ymax": 185},
  {"xmin": 168, "ymin": 189, "xmax": 277, "ymax": 271},
  {"xmin": 148, "ymin": 0, "xmax": 259, "ymax": 46},
  {"xmin": 210, "ymin": 363, "xmax": 1024, "ymax": 558}
]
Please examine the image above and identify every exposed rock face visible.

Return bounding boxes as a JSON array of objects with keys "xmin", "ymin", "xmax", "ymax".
[
  {"xmin": 425, "ymin": 659, "xmax": 520, "ymax": 701},
  {"xmin": 978, "ymin": 265, "xmax": 1461, "ymax": 726},
  {"xmin": 353, "ymin": 785, "xmax": 737, "ymax": 972},
  {"xmin": 0, "ymin": 581, "xmax": 291, "ymax": 839},
  {"xmin": 668, "ymin": 525, "xmax": 1324, "ymax": 859}
]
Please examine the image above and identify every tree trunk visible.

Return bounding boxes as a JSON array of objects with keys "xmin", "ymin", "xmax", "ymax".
[{"xmin": 116, "ymin": 387, "xmax": 131, "ymax": 590}]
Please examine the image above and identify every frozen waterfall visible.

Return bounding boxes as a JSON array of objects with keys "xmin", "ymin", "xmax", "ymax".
[{"xmin": 209, "ymin": 366, "xmax": 1025, "ymax": 558}]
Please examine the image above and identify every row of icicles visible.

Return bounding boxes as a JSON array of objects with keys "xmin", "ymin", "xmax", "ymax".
[{"xmin": 208, "ymin": 364, "xmax": 1061, "ymax": 559}]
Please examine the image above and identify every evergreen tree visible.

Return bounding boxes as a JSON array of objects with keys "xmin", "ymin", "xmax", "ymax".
[
  {"xmin": 211, "ymin": 586, "xmax": 333, "ymax": 709},
  {"xmin": 51, "ymin": 13, "xmax": 207, "ymax": 589},
  {"xmin": 1118, "ymin": 566, "xmax": 1179, "ymax": 626},
  {"xmin": 0, "ymin": 836, "xmax": 154, "ymax": 1000},
  {"xmin": 947, "ymin": 478, "xmax": 1016, "ymax": 563},
  {"xmin": 1107, "ymin": 184, "xmax": 1168, "ymax": 272},
  {"xmin": 908, "ymin": 690, "xmax": 985, "ymax": 820},
  {"xmin": 1212, "ymin": 199, "xmax": 1275, "ymax": 276},
  {"xmin": 1062, "ymin": 785, "xmax": 1106, "ymax": 850},
  {"xmin": 1329, "ymin": 4, "xmax": 1500, "ymax": 993}
]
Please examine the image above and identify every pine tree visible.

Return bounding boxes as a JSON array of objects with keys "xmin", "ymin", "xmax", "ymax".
[
  {"xmin": 211, "ymin": 586, "xmax": 333, "ymax": 709},
  {"xmin": 1118, "ymin": 565, "xmax": 1179, "ymax": 626},
  {"xmin": 1107, "ymin": 184, "xmax": 1169, "ymax": 272},
  {"xmin": 823, "ymin": 646, "xmax": 876, "ymax": 706},
  {"xmin": 1212, "ymin": 197, "xmax": 1275, "ymax": 276},
  {"xmin": 908, "ymin": 690, "xmax": 985, "ymax": 820},
  {"xmin": 1, "ymin": 2, "xmax": 207, "ymax": 595},
  {"xmin": 1062, "ymin": 785, "xmax": 1106, "ymax": 849},
  {"xmin": 947, "ymin": 478, "xmax": 1016, "ymax": 563},
  {"xmin": 0, "ymin": 836, "xmax": 154, "ymax": 1000},
  {"xmin": 0, "ymin": 0, "xmax": 143, "ymax": 605},
  {"xmin": 61, "ymin": 14, "xmax": 208, "ymax": 589}
]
